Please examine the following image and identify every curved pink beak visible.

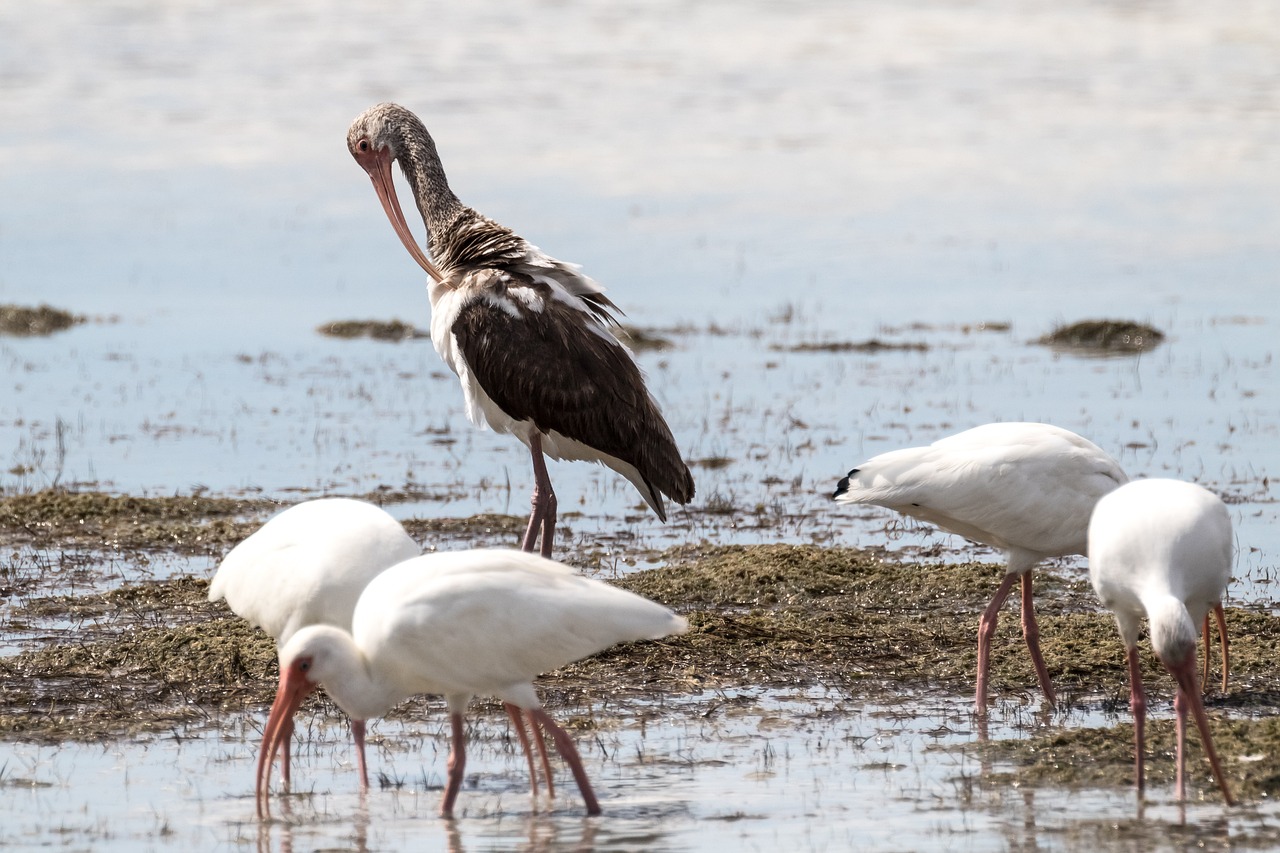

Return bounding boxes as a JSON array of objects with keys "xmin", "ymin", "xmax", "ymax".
[
  {"xmin": 352, "ymin": 145, "xmax": 445, "ymax": 283},
  {"xmin": 255, "ymin": 668, "xmax": 316, "ymax": 818},
  {"xmin": 1168, "ymin": 655, "xmax": 1234, "ymax": 806}
]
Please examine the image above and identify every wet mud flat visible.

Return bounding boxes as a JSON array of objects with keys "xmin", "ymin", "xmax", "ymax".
[{"xmin": 4, "ymin": 490, "xmax": 1280, "ymax": 819}]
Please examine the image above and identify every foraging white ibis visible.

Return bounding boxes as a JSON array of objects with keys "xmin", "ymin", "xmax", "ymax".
[
  {"xmin": 832, "ymin": 422, "xmax": 1128, "ymax": 712},
  {"xmin": 1087, "ymin": 478, "xmax": 1234, "ymax": 804},
  {"xmin": 346, "ymin": 103, "xmax": 694, "ymax": 559},
  {"xmin": 209, "ymin": 497, "xmax": 421, "ymax": 788},
  {"xmin": 256, "ymin": 548, "xmax": 687, "ymax": 817}
]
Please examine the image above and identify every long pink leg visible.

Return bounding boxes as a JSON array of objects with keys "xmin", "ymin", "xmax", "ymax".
[
  {"xmin": 1214, "ymin": 604, "xmax": 1229, "ymax": 693},
  {"xmin": 1173, "ymin": 679, "xmax": 1189, "ymax": 802},
  {"xmin": 528, "ymin": 708, "xmax": 601, "ymax": 816},
  {"xmin": 527, "ymin": 708, "xmax": 556, "ymax": 799},
  {"xmin": 975, "ymin": 573, "xmax": 1019, "ymax": 713},
  {"xmin": 1200, "ymin": 605, "xmax": 1230, "ymax": 694},
  {"xmin": 540, "ymin": 486, "xmax": 557, "ymax": 559},
  {"xmin": 1020, "ymin": 572, "xmax": 1056, "ymax": 707},
  {"xmin": 440, "ymin": 712, "xmax": 467, "ymax": 818},
  {"xmin": 520, "ymin": 434, "xmax": 557, "ymax": 557},
  {"xmin": 1168, "ymin": 655, "xmax": 1234, "ymax": 805},
  {"xmin": 520, "ymin": 443, "xmax": 544, "ymax": 553},
  {"xmin": 520, "ymin": 504, "xmax": 543, "ymax": 553},
  {"xmin": 1202, "ymin": 614, "xmax": 1211, "ymax": 689},
  {"xmin": 504, "ymin": 703, "xmax": 540, "ymax": 797},
  {"xmin": 351, "ymin": 719, "xmax": 369, "ymax": 790},
  {"xmin": 1126, "ymin": 645, "xmax": 1147, "ymax": 793}
]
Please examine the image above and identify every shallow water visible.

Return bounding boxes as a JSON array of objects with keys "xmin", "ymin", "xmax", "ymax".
[
  {"xmin": 3, "ymin": 690, "xmax": 1271, "ymax": 852},
  {"xmin": 2, "ymin": 0, "xmax": 1278, "ymax": 849}
]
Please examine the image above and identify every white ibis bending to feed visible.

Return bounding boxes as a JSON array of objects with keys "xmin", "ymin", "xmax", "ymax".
[
  {"xmin": 1087, "ymin": 478, "xmax": 1234, "ymax": 804},
  {"xmin": 209, "ymin": 498, "xmax": 421, "ymax": 789},
  {"xmin": 256, "ymin": 548, "xmax": 688, "ymax": 817},
  {"xmin": 832, "ymin": 422, "xmax": 1129, "ymax": 713},
  {"xmin": 347, "ymin": 103, "xmax": 694, "ymax": 559}
]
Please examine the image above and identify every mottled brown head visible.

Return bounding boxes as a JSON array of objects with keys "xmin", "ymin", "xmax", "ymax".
[
  {"xmin": 347, "ymin": 103, "xmax": 415, "ymax": 161},
  {"xmin": 346, "ymin": 102, "xmax": 446, "ymax": 282}
]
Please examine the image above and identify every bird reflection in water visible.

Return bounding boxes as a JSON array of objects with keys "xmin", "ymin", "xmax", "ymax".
[
  {"xmin": 444, "ymin": 815, "xmax": 599, "ymax": 853},
  {"xmin": 253, "ymin": 795, "xmax": 600, "ymax": 853},
  {"xmin": 255, "ymin": 791, "xmax": 371, "ymax": 853}
]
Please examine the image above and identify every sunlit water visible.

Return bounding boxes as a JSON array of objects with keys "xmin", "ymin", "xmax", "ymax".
[
  {"xmin": 2, "ymin": 690, "xmax": 1271, "ymax": 852},
  {"xmin": 1, "ymin": 0, "xmax": 1278, "ymax": 849}
]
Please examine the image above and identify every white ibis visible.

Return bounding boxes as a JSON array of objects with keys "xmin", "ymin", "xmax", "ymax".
[
  {"xmin": 832, "ymin": 422, "xmax": 1129, "ymax": 712},
  {"xmin": 346, "ymin": 103, "xmax": 694, "ymax": 559},
  {"xmin": 1087, "ymin": 478, "xmax": 1234, "ymax": 804},
  {"xmin": 256, "ymin": 548, "xmax": 688, "ymax": 817},
  {"xmin": 209, "ymin": 497, "xmax": 421, "ymax": 789}
]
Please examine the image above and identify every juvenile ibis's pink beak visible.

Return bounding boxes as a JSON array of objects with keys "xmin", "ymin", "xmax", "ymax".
[{"xmin": 352, "ymin": 145, "xmax": 445, "ymax": 283}]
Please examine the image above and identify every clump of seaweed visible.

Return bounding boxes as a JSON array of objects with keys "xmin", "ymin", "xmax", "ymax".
[
  {"xmin": 0, "ymin": 304, "xmax": 84, "ymax": 336},
  {"xmin": 0, "ymin": 614, "xmax": 279, "ymax": 742},
  {"xmin": 619, "ymin": 326, "xmax": 675, "ymax": 353},
  {"xmin": 977, "ymin": 713, "xmax": 1280, "ymax": 801},
  {"xmin": 1036, "ymin": 320, "xmax": 1164, "ymax": 354},
  {"xmin": 401, "ymin": 513, "xmax": 526, "ymax": 537},
  {"xmin": 401, "ymin": 513, "xmax": 529, "ymax": 550},
  {"xmin": 775, "ymin": 339, "xmax": 929, "ymax": 354},
  {"xmin": 0, "ymin": 490, "xmax": 276, "ymax": 554},
  {"xmin": 316, "ymin": 319, "xmax": 426, "ymax": 341},
  {"xmin": 556, "ymin": 544, "xmax": 1116, "ymax": 696}
]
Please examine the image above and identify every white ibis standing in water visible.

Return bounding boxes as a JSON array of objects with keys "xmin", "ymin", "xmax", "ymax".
[
  {"xmin": 1087, "ymin": 478, "xmax": 1234, "ymax": 804},
  {"xmin": 256, "ymin": 548, "xmax": 688, "ymax": 817},
  {"xmin": 346, "ymin": 103, "xmax": 694, "ymax": 559},
  {"xmin": 832, "ymin": 422, "xmax": 1129, "ymax": 713},
  {"xmin": 209, "ymin": 497, "xmax": 421, "ymax": 789}
]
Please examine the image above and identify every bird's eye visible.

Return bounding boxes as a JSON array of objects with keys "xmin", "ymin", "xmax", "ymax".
[
  {"xmin": 299, "ymin": 660, "xmax": 311, "ymax": 672},
  {"xmin": 357, "ymin": 139, "xmax": 371, "ymax": 152}
]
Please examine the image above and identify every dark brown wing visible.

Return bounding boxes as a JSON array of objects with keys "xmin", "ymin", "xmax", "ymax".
[{"xmin": 452, "ymin": 282, "xmax": 694, "ymax": 516}]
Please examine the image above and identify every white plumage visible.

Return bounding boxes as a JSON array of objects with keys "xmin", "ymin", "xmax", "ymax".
[
  {"xmin": 1088, "ymin": 478, "xmax": 1234, "ymax": 804},
  {"xmin": 209, "ymin": 498, "xmax": 420, "ymax": 643},
  {"xmin": 257, "ymin": 548, "xmax": 688, "ymax": 817},
  {"xmin": 208, "ymin": 498, "xmax": 420, "ymax": 788},
  {"xmin": 833, "ymin": 422, "xmax": 1128, "ymax": 711}
]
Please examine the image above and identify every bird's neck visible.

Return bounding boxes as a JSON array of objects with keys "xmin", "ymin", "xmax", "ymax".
[
  {"xmin": 306, "ymin": 627, "xmax": 408, "ymax": 721},
  {"xmin": 395, "ymin": 129, "xmax": 466, "ymax": 262}
]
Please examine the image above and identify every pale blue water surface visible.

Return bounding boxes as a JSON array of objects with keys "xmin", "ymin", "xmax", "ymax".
[{"xmin": 1, "ymin": 1, "xmax": 1278, "ymax": 849}]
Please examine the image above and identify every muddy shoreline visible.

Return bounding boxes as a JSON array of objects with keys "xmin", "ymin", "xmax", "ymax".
[{"xmin": 3, "ymin": 490, "xmax": 1279, "ymax": 802}]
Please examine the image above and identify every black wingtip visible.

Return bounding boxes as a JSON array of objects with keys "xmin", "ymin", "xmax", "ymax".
[{"xmin": 832, "ymin": 468, "xmax": 859, "ymax": 500}]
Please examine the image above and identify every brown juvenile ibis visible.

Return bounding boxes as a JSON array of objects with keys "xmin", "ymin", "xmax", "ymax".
[{"xmin": 347, "ymin": 102, "xmax": 694, "ymax": 558}]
